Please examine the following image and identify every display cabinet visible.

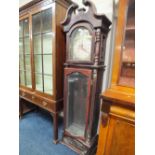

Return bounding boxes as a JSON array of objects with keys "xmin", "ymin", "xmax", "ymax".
[
  {"xmin": 96, "ymin": 0, "xmax": 135, "ymax": 154},
  {"xmin": 61, "ymin": 1, "xmax": 111, "ymax": 154},
  {"xmin": 19, "ymin": 0, "xmax": 72, "ymax": 143}
]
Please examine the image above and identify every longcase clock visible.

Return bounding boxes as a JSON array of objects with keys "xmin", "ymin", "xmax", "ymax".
[{"xmin": 61, "ymin": 0, "xmax": 111, "ymax": 154}]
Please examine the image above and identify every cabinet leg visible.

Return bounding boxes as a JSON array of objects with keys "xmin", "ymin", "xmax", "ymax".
[
  {"xmin": 19, "ymin": 99, "xmax": 23, "ymax": 119},
  {"xmin": 52, "ymin": 112, "xmax": 58, "ymax": 144}
]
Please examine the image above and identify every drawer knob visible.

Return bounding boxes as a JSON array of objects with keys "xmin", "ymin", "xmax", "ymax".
[
  {"xmin": 42, "ymin": 101, "xmax": 47, "ymax": 106},
  {"xmin": 32, "ymin": 96, "xmax": 35, "ymax": 100}
]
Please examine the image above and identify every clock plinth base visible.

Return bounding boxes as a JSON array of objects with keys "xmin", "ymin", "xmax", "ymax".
[{"xmin": 61, "ymin": 134, "xmax": 98, "ymax": 155}]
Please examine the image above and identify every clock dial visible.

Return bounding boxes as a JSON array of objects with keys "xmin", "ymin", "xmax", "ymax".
[{"xmin": 69, "ymin": 27, "xmax": 92, "ymax": 61}]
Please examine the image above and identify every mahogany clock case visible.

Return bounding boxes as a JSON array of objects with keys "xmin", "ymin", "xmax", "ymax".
[{"xmin": 61, "ymin": 1, "xmax": 111, "ymax": 154}]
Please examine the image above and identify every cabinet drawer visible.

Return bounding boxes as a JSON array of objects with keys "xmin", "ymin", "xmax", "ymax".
[
  {"xmin": 32, "ymin": 96, "xmax": 54, "ymax": 111},
  {"xmin": 20, "ymin": 91, "xmax": 32, "ymax": 101}
]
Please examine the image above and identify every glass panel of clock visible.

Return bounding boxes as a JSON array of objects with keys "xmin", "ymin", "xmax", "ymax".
[
  {"xmin": 69, "ymin": 27, "xmax": 92, "ymax": 61},
  {"xmin": 66, "ymin": 72, "xmax": 88, "ymax": 137}
]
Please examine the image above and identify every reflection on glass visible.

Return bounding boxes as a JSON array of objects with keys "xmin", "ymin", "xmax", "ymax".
[
  {"xmin": 34, "ymin": 55, "xmax": 42, "ymax": 73},
  {"xmin": 42, "ymin": 8, "xmax": 52, "ymax": 33},
  {"xmin": 35, "ymin": 73, "xmax": 43, "ymax": 92},
  {"xmin": 26, "ymin": 71, "xmax": 32, "ymax": 88},
  {"xmin": 33, "ymin": 35, "xmax": 41, "ymax": 54},
  {"xmin": 119, "ymin": 0, "xmax": 135, "ymax": 87},
  {"xmin": 24, "ymin": 37, "xmax": 30, "ymax": 54},
  {"xmin": 43, "ymin": 55, "xmax": 52, "ymax": 75},
  {"xmin": 20, "ymin": 71, "xmax": 25, "ymax": 86},
  {"xmin": 25, "ymin": 55, "xmax": 31, "ymax": 71},
  {"xmin": 32, "ymin": 12, "xmax": 41, "ymax": 34},
  {"xmin": 32, "ymin": 8, "xmax": 53, "ymax": 95},
  {"xmin": 44, "ymin": 75, "xmax": 53, "ymax": 95},
  {"xmin": 66, "ymin": 72, "xmax": 88, "ymax": 137},
  {"xmin": 24, "ymin": 19, "xmax": 29, "ymax": 37},
  {"xmin": 19, "ymin": 55, "xmax": 24, "ymax": 70},
  {"xmin": 19, "ymin": 21, "xmax": 23, "ymax": 38},
  {"xmin": 19, "ymin": 18, "xmax": 32, "ymax": 88},
  {"xmin": 69, "ymin": 27, "xmax": 92, "ymax": 61},
  {"xmin": 43, "ymin": 33, "xmax": 53, "ymax": 54},
  {"xmin": 19, "ymin": 39, "xmax": 23, "ymax": 54}
]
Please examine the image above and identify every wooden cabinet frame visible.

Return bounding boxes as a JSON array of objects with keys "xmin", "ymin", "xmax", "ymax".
[
  {"xmin": 96, "ymin": 0, "xmax": 135, "ymax": 154},
  {"xmin": 19, "ymin": 0, "xmax": 72, "ymax": 144}
]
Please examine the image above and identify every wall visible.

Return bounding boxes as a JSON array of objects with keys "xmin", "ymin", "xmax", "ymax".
[{"xmin": 19, "ymin": 0, "xmax": 119, "ymax": 91}]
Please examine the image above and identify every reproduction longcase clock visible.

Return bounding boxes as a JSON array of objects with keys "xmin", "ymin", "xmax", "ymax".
[{"xmin": 61, "ymin": 0, "xmax": 111, "ymax": 154}]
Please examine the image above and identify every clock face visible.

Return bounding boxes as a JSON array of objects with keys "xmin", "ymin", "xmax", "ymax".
[{"xmin": 69, "ymin": 27, "xmax": 92, "ymax": 61}]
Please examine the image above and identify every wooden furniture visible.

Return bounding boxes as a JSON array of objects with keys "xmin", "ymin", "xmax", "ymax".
[
  {"xmin": 61, "ymin": 1, "xmax": 111, "ymax": 154},
  {"xmin": 96, "ymin": 0, "xmax": 135, "ymax": 154},
  {"xmin": 19, "ymin": 0, "xmax": 72, "ymax": 144}
]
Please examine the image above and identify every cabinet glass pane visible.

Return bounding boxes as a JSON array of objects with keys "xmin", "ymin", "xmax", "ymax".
[
  {"xmin": 119, "ymin": 0, "xmax": 135, "ymax": 87},
  {"xmin": 26, "ymin": 71, "xmax": 32, "ymax": 88},
  {"xmin": 34, "ymin": 55, "xmax": 42, "ymax": 73},
  {"xmin": 25, "ymin": 55, "xmax": 31, "ymax": 71},
  {"xmin": 23, "ymin": 18, "xmax": 29, "ymax": 37},
  {"xmin": 66, "ymin": 72, "xmax": 88, "ymax": 137},
  {"xmin": 19, "ymin": 55, "xmax": 24, "ymax": 70},
  {"xmin": 42, "ymin": 8, "xmax": 52, "ymax": 33},
  {"xmin": 32, "ymin": 8, "xmax": 53, "ymax": 95},
  {"xmin": 32, "ymin": 12, "xmax": 41, "ymax": 34},
  {"xmin": 33, "ymin": 35, "xmax": 41, "ymax": 54},
  {"xmin": 44, "ymin": 75, "xmax": 53, "ymax": 95},
  {"xmin": 20, "ymin": 71, "xmax": 25, "ymax": 86},
  {"xmin": 24, "ymin": 37, "xmax": 30, "ymax": 54},
  {"xmin": 69, "ymin": 27, "xmax": 92, "ymax": 61},
  {"xmin": 35, "ymin": 74, "xmax": 43, "ymax": 92},
  {"xmin": 19, "ymin": 39, "xmax": 23, "ymax": 54},
  {"xmin": 43, "ymin": 55, "xmax": 52, "ymax": 75},
  {"xmin": 19, "ymin": 21, "xmax": 23, "ymax": 38},
  {"xmin": 43, "ymin": 33, "xmax": 53, "ymax": 54}
]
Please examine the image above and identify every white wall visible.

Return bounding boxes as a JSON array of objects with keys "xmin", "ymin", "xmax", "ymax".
[{"xmin": 19, "ymin": 0, "xmax": 33, "ymax": 7}]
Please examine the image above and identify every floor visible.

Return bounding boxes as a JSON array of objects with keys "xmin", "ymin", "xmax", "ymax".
[{"xmin": 19, "ymin": 109, "xmax": 78, "ymax": 155}]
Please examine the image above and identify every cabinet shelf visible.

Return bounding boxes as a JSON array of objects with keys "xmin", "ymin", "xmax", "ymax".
[
  {"xmin": 33, "ymin": 53, "xmax": 53, "ymax": 55},
  {"xmin": 33, "ymin": 31, "xmax": 54, "ymax": 36}
]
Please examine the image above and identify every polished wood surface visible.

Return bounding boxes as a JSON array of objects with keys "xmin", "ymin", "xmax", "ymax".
[
  {"xmin": 19, "ymin": 0, "xmax": 72, "ymax": 143},
  {"xmin": 96, "ymin": 0, "xmax": 135, "ymax": 154}
]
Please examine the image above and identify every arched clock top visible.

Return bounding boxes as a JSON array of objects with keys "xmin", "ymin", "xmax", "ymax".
[{"xmin": 61, "ymin": 0, "xmax": 111, "ymax": 33}]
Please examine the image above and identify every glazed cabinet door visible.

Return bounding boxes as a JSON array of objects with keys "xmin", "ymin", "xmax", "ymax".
[
  {"xmin": 19, "ymin": 17, "xmax": 32, "ymax": 88},
  {"xmin": 118, "ymin": 0, "xmax": 135, "ymax": 87},
  {"xmin": 64, "ymin": 68, "xmax": 92, "ymax": 139},
  {"xmin": 32, "ymin": 7, "xmax": 54, "ymax": 95}
]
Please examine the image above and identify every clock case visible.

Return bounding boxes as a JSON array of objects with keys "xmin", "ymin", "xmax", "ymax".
[{"xmin": 61, "ymin": 1, "xmax": 111, "ymax": 154}]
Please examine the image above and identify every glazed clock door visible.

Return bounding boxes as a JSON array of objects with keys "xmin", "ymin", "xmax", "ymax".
[
  {"xmin": 68, "ymin": 26, "xmax": 93, "ymax": 62},
  {"xmin": 32, "ymin": 7, "xmax": 53, "ymax": 95},
  {"xmin": 64, "ymin": 68, "xmax": 92, "ymax": 139},
  {"xmin": 19, "ymin": 17, "xmax": 32, "ymax": 88}
]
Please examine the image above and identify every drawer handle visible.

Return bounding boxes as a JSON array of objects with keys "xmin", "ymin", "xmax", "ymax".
[
  {"xmin": 42, "ymin": 101, "xmax": 47, "ymax": 106},
  {"xmin": 32, "ymin": 96, "xmax": 35, "ymax": 100}
]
